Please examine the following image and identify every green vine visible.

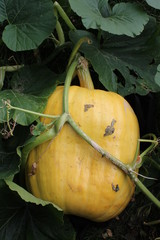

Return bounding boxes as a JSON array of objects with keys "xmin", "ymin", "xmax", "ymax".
[
  {"xmin": 131, "ymin": 133, "xmax": 159, "ymax": 170},
  {"xmin": 6, "ymin": 101, "xmax": 60, "ymax": 120}
]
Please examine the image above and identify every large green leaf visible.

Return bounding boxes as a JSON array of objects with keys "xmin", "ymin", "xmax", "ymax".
[
  {"xmin": 0, "ymin": 0, "xmax": 56, "ymax": 51},
  {"xmin": 0, "ymin": 65, "xmax": 58, "ymax": 125},
  {"xmin": 146, "ymin": 0, "xmax": 160, "ymax": 10},
  {"xmin": 69, "ymin": 19, "xmax": 160, "ymax": 96},
  {"xmin": 0, "ymin": 180, "xmax": 76, "ymax": 240},
  {"xmin": 69, "ymin": 0, "xmax": 149, "ymax": 37}
]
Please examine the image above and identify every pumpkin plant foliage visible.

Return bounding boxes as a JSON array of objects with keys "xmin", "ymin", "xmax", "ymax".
[
  {"xmin": 0, "ymin": 0, "xmax": 56, "ymax": 51},
  {"xmin": 0, "ymin": 137, "xmax": 19, "ymax": 180},
  {"xmin": 0, "ymin": 180, "xmax": 75, "ymax": 240},
  {"xmin": 0, "ymin": 65, "xmax": 58, "ymax": 125},
  {"xmin": 69, "ymin": 18, "xmax": 160, "ymax": 96},
  {"xmin": 0, "ymin": 0, "xmax": 160, "ymax": 239},
  {"xmin": 69, "ymin": 0, "xmax": 149, "ymax": 37},
  {"xmin": 155, "ymin": 64, "xmax": 160, "ymax": 87},
  {"xmin": 146, "ymin": 0, "xmax": 160, "ymax": 10}
]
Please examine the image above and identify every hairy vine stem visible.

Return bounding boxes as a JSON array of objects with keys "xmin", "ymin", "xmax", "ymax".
[
  {"xmin": 67, "ymin": 116, "xmax": 129, "ymax": 174},
  {"xmin": 67, "ymin": 115, "xmax": 160, "ymax": 208}
]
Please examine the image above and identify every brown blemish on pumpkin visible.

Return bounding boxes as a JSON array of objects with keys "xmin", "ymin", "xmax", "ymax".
[
  {"xmin": 84, "ymin": 104, "xmax": 94, "ymax": 112},
  {"xmin": 104, "ymin": 119, "xmax": 116, "ymax": 136},
  {"xmin": 111, "ymin": 183, "xmax": 119, "ymax": 192},
  {"xmin": 28, "ymin": 162, "xmax": 37, "ymax": 176}
]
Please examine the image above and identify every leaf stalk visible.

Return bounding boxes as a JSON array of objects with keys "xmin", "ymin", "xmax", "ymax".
[{"xmin": 54, "ymin": 1, "xmax": 76, "ymax": 31}]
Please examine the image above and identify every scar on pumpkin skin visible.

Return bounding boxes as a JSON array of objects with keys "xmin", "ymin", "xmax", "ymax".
[
  {"xmin": 112, "ymin": 183, "xmax": 119, "ymax": 192},
  {"xmin": 104, "ymin": 119, "xmax": 116, "ymax": 136},
  {"xmin": 84, "ymin": 104, "xmax": 94, "ymax": 112},
  {"xmin": 28, "ymin": 137, "xmax": 55, "ymax": 176},
  {"xmin": 28, "ymin": 162, "xmax": 37, "ymax": 176}
]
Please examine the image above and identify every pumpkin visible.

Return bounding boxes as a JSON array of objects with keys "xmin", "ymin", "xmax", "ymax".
[{"xmin": 25, "ymin": 81, "xmax": 139, "ymax": 222}]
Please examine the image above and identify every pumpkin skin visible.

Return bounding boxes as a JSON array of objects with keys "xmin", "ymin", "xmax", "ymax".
[{"xmin": 26, "ymin": 86, "xmax": 140, "ymax": 222}]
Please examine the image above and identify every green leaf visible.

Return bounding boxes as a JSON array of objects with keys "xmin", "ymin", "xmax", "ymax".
[
  {"xmin": 0, "ymin": 0, "xmax": 56, "ymax": 51},
  {"xmin": 69, "ymin": 0, "xmax": 149, "ymax": 37},
  {"xmin": 155, "ymin": 64, "xmax": 160, "ymax": 86},
  {"xmin": 30, "ymin": 121, "xmax": 48, "ymax": 136},
  {"xmin": 69, "ymin": 20, "xmax": 160, "ymax": 96},
  {"xmin": 98, "ymin": 0, "xmax": 110, "ymax": 18},
  {"xmin": 0, "ymin": 65, "xmax": 58, "ymax": 125},
  {"xmin": 0, "ymin": 90, "xmax": 47, "ymax": 125},
  {"xmin": 10, "ymin": 65, "xmax": 58, "ymax": 97},
  {"xmin": 6, "ymin": 180, "xmax": 60, "ymax": 207},
  {"xmin": 0, "ymin": 138, "xmax": 19, "ymax": 179},
  {"xmin": 0, "ymin": 180, "xmax": 76, "ymax": 240},
  {"xmin": 146, "ymin": 0, "xmax": 160, "ymax": 10}
]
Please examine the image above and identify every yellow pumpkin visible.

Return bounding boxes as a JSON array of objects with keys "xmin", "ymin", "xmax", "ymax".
[{"xmin": 25, "ymin": 85, "xmax": 139, "ymax": 222}]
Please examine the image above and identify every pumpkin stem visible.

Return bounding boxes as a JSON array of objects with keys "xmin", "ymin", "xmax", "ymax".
[{"xmin": 77, "ymin": 56, "xmax": 94, "ymax": 90}]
